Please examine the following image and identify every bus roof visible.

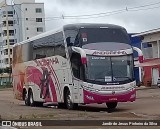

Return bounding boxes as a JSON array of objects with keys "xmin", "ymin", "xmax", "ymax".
[
  {"xmin": 63, "ymin": 23, "xmax": 125, "ymax": 30},
  {"xmin": 13, "ymin": 27, "xmax": 63, "ymax": 47},
  {"xmin": 14, "ymin": 23, "xmax": 125, "ymax": 47}
]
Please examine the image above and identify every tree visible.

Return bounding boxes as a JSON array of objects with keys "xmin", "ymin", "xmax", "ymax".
[{"xmin": 0, "ymin": 69, "xmax": 3, "ymax": 74}]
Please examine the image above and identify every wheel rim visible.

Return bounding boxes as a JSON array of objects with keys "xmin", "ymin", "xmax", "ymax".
[
  {"xmin": 25, "ymin": 93, "xmax": 28, "ymax": 103},
  {"xmin": 67, "ymin": 92, "xmax": 72, "ymax": 108},
  {"xmin": 30, "ymin": 92, "xmax": 33, "ymax": 105}
]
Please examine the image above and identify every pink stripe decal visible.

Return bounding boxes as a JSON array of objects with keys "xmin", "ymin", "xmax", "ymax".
[
  {"xmin": 26, "ymin": 66, "xmax": 57, "ymax": 102},
  {"xmin": 49, "ymin": 65, "xmax": 62, "ymax": 100}
]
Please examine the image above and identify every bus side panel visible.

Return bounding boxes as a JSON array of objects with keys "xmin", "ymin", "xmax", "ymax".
[
  {"xmin": 26, "ymin": 64, "xmax": 58, "ymax": 103},
  {"xmin": 13, "ymin": 74, "xmax": 23, "ymax": 100},
  {"xmin": 25, "ymin": 56, "xmax": 71, "ymax": 103},
  {"xmin": 12, "ymin": 65, "xmax": 26, "ymax": 100},
  {"xmin": 13, "ymin": 55, "xmax": 70, "ymax": 103}
]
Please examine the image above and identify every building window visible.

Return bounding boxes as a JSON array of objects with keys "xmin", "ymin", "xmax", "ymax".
[
  {"xmin": 5, "ymin": 58, "xmax": 9, "ymax": 64},
  {"xmin": 9, "ymin": 30, "xmax": 14, "ymax": 36},
  {"xmin": 27, "ymin": 37, "xmax": 29, "ymax": 39},
  {"xmin": 8, "ymin": 11, "xmax": 13, "ymax": 15},
  {"xmin": 10, "ymin": 49, "xmax": 12, "ymax": 55},
  {"xmin": 9, "ymin": 39, "xmax": 15, "ymax": 45},
  {"xmin": 4, "ymin": 49, "xmax": 8, "ymax": 55},
  {"xmin": 26, "ymin": 18, "xmax": 28, "ymax": 20},
  {"xmin": 36, "ymin": 18, "xmax": 42, "ymax": 22},
  {"xmin": 36, "ymin": 8, "xmax": 42, "ymax": 13},
  {"xmin": 7, "ymin": 11, "xmax": 13, "ymax": 17},
  {"xmin": 25, "ymin": 8, "xmax": 27, "ymax": 11},
  {"xmin": 26, "ymin": 27, "xmax": 29, "ymax": 30},
  {"xmin": 37, "ymin": 27, "xmax": 43, "ymax": 32},
  {"xmin": 10, "ymin": 58, "xmax": 12, "ymax": 64},
  {"xmin": 14, "ymin": 20, "xmax": 17, "ymax": 24}
]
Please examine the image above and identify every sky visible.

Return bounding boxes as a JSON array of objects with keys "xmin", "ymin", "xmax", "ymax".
[
  {"xmin": 1, "ymin": 0, "xmax": 160, "ymax": 33},
  {"xmin": 34, "ymin": 0, "xmax": 160, "ymax": 33}
]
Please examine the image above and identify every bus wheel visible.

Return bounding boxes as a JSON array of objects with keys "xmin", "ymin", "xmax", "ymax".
[
  {"xmin": 58, "ymin": 103, "xmax": 66, "ymax": 109},
  {"xmin": 65, "ymin": 90, "xmax": 78, "ymax": 110},
  {"xmin": 106, "ymin": 102, "xmax": 117, "ymax": 109},
  {"xmin": 24, "ymin": 92, "xmax": 29, "ymax": 106},
  {"xmin": 28, "ymin": 90, "xmax": 35, "ymax": 107}
]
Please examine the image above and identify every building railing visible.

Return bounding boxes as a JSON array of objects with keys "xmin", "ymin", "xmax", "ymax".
[
  {"xmin": 2, "ymin": 24, "xmax": 14, "ymax": 27},
  {"xmin": 3, "ymin": 33, "xmax": 14, "ymax": 36},
  {"xmin": 2, "ymin": 15, "xmax": 13, "ymax": 18}
]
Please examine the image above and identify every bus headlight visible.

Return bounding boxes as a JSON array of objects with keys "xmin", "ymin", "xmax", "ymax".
[{"xmin": 130, "ymin": 93, "xmax": 136, "ymax": 99}]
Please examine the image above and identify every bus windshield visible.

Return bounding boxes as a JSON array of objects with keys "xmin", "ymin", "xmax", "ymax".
[
  {"xmin": 86, "ymin": 55, "xmax": 134, "ymax": 85},
  {"xmin": 78, "ymin": 28, "xmax": 130, "ymax": 46}
]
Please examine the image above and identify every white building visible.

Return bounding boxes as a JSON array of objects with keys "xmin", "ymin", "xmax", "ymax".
[{"xmin": 0, "ymin": 0, "xmax": 45, "ymax": 68}]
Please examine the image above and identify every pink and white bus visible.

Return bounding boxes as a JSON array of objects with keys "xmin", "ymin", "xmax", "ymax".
[{"xmin": 12, "ymin": 23, "xmax": 142, "ymax": 110}]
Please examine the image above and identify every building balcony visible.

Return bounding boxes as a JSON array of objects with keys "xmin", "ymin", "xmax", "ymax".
[
  {"xmin": 2, "ymin": 34, "xmax": 15, "ymax": 40},
  {"xmin": 2, "ymin": 24, "xmax": 14, "ymax": 31},
  {"xmin": 2, "ymin": 25, "xmax": 14, "ymax": 31},
  {"xmin": 2, "ymin": 15, "xmax": 14, "ymax": 21},
  {"xmin": 3, "ymin": 33, "xmax": 14, "ymax": 36}
]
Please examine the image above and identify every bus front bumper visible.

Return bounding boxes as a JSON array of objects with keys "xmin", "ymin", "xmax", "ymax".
[{"xmin": 83, "ymin": 89, "xmax": 136, "ymax": 104}]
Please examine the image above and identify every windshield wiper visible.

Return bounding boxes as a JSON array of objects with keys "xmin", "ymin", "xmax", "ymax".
[{"xmin": 113, "ymin": 76, "xmax": 132, "ymax": 81}]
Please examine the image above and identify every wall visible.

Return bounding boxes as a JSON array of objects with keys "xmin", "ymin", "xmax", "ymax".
[
  {"xmin": 20, "ymin": 3, "xmax": 45, "ymax": 41},
  {"xmin": 143, "ymin": 58, "xmax": 160, "ymax": 86}
]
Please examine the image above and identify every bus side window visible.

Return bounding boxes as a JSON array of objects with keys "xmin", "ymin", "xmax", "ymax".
[
  {"xmin": 71, "ymin": 54, "xmax": 85, "ymax": 80},
  {"xmin": 74, "ymin": 34, "xmax": 80, "ymax": 47},
  {"xmin": 35, "ymin": 54, "xmax": 46, "ymax": 59},
  {"xmin": 54, "ymin": 32, "xmax": 66, "ymax": 58},
  {"xmin": 71, "ymin": 58, "xmax": 80, "ymax": 79}
]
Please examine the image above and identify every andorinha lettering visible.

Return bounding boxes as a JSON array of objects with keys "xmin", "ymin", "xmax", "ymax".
[
  {"xmin": 35, "ymin": 57, "xmax": 59, "ymax": 66},
  {"xmin": 92, "ymin": 50, "xmax": 126, "ymax": 56}
]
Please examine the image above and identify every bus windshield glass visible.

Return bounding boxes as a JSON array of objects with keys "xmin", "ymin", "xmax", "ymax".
[
  {"xmin": 86, "ymin": 55, "xmax": 133, "ymax": 84},
  {"xmin": 78, "ymin": 28, "xmax": 130, "ymax": 46}
]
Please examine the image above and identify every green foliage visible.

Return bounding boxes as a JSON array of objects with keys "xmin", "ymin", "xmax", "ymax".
[{"xmin": 0, "ymin": 67, "xmax": 12, "ymax": 74}]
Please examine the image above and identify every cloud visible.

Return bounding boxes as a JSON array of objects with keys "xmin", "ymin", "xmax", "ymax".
[{"xmin": 35, "ymin": 0, "xmax": 160, "ymax": 33}]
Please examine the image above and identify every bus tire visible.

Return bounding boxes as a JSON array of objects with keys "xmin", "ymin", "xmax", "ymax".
[
  {"xmin": 24, "ymin": 92, "xmax": 29, "ymax": 106},
  {"xmin": 28, "ymin": 90, "xmax": 35, "ymax": 107},
  {"xmin": 58, "ymin": 103, "xmax": 66, "ymax": 109},
  {"xmin": 65, "ymin": 90, "xmax": 78, "ymax": 110},
  {"xmin": 35, "ymin": 102, "xmax": 44, "ymax": 107},
  {"xmin": 106, "ymin": 102, "xmax": 117, "ymax": 109}
]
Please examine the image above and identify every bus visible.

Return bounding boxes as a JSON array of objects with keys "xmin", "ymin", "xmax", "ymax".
[{"xmin": 12, "ymin": 23, "xmax": 143, "ymax": 110}]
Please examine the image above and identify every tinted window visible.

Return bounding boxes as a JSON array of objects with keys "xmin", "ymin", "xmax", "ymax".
[
  {"xmin": 86, "ymin": 55, "xmax": 133, "ymax": 84},
  {"xmin": 33, "ymin": 32, "xmax": 66, "ymax": 59},
  {"xmin": 80, "ymin": 28, "xmax": 130, "ymax": 45},
  {"xmin": 64, "ymin": 29, "xmax": 78, "ymax": 45},
  {"xmin": 54, "ymin": 32, "xmax": 66, "ymax": 57}
]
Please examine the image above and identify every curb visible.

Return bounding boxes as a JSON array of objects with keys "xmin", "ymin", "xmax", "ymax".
[{"xmin": 136, "ymin": 86, "xmax": 159, "ymax": 90}]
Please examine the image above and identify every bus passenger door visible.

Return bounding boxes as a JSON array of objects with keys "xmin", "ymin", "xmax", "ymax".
[{"xmin": 72, "ymin": 79, "xmax": 79, "ymax": 103}]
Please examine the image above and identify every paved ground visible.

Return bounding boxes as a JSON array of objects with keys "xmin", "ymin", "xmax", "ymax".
[{"xmin": 0, "ymin": 86, "xmax": 160, "ymax": 129}]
